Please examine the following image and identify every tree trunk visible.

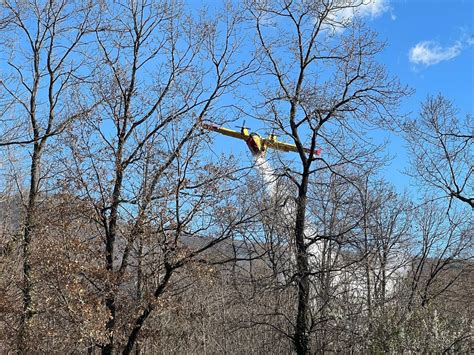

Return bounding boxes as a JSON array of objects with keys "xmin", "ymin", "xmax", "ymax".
[
  {"xmin": 18, "ymin": 145, "xmax": 41, "ymax": 352},
  {"xmin": 102, "ymin": 158, "xmax": 124, "ymax": 355},
  {"xmin": 122, "ymin": 266, "xmax": 173, "ymax": 355},
  {"xmin": 293, "ymin": 174, "xmax": 310, "ymax": 355}
]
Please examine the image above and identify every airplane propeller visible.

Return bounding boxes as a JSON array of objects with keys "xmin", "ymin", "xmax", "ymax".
[{"xmin": 235, "ymin": 120, "xmax": 250, "ymax": 131}]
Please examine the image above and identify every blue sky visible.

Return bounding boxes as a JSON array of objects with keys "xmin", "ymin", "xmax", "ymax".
[
  {"xmin": 374, "ymin": 0, "xmax": 473, "ymax": 113},
  {"xmin": 367, "ymin": 0, "xmax": 473, "ymax": 191},
  {"xmin": 205, "ymin": 0, "xmax": 473, "ymax": 193}
]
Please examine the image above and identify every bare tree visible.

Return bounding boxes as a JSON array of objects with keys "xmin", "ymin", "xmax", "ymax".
[
  {"xmin": 0, "ymin": 1, "xmax": 97, "ymax": 350},
  {"xmin": 246, "ymin": 1, "xmax": 409, "ymax": 352},
  {"xmin": 60, "ymin": 1, "xmax": 254, "ymax": 353},
  {"xmin": 358, "ymin": 182, "xmax": 412, "ymax": 352},
  {"xmin": 408, "ymin": 200, "xmax": 472, "ymax": 309},
  {"xmin": 404, "ymin": 95, "xmax": 473, "ymax": 209}
]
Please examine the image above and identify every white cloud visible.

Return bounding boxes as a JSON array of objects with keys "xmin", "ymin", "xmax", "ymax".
[
  {"xmin": 358, "ymin": 0, "xmax": 391, "ymax": 18},
  {"xmin": 408, "ymin": 41, "xmax": 462, "ymax": 66},
  {"xmin": 324, "ymin": 0, "xmax": 392, "ymax": 33},
  {"xmin": 339, "ymin": 0, "xmax": 391, "ymax": 20}
]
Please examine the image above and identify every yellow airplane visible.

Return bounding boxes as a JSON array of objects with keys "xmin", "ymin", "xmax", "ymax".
[{"xmin": 202, "ymin": 121, "xmax": 322, "ymax": 156}]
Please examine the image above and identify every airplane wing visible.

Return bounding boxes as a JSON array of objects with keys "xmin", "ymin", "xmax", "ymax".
[
  {"xmin": 202, "ymin": 123, "xmax": 248, "ymax": 140},
  {"xmin": 264, "ymin": 139, "xmax": 297, "ymax": 152},
  {"xmin": 265, "ymin": 139, "xmax": 322, "ymax": 155}
]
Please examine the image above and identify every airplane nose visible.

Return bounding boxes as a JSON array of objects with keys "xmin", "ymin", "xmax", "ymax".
[{"xmin": 246, "ymin": 137, "xmax": 261, "ymax": 155}]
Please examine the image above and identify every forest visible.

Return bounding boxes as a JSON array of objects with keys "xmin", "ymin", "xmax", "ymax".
[{"xmin": 0, "ymin": 0, "xmax": 472, "ymax": 354}]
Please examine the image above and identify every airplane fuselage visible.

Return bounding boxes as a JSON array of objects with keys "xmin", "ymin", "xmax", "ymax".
[{"xmin": 246, "ymin": 133, "xmax": 266, "ymax": 156}]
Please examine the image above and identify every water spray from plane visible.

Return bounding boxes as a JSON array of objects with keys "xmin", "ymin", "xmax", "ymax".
[{"xmin": 254, "ymin": 155, "xmax": 277, "ymax": 196}]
